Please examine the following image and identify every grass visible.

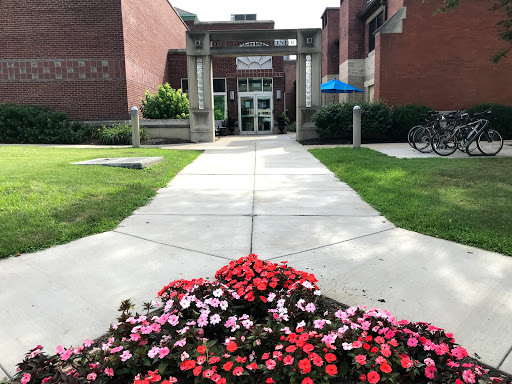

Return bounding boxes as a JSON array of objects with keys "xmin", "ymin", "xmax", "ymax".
[
  {"xmin": 0, "ymin": 146, "xmax": 201, "ymax": 259},
  {"xmin": 309, "ymin": 147, "xmax": 512, "ymax": 256}
]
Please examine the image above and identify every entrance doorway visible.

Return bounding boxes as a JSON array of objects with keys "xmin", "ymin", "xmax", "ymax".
[{"xmin": 239, "ymin": 94, "xmax": 273, "ymax": 134}]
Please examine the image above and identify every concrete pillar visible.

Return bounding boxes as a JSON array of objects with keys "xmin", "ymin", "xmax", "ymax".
[
  {"xmin": 186, "ymin": 32, "xmax": 215, "ymax": 143},
  {"xmin": 353, "ymin": 105, "xmax": 361, "ymax": 148},
  {"xmin": 130, "ymin": 106, "xmax": 140, "ymax": 148},
  {"xmin": 296, "ymin": 29, "xmax": 322, "ymax": 141}
]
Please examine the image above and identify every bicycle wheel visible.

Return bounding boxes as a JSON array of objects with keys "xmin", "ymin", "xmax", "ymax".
[
  {"xmin": 412, "ymin": 126, "xmax": 433, "ymax": 153},
  {"xmin": 431, "ymin": 131, "xmax": 457, "ymax": 156},
  {"xmin": 477, "ymin": 129, "xmax": 503, "ymax": 155},
  {"xmin": 407, "ymin": 126, "xmax": 419, "ymax": 149}
]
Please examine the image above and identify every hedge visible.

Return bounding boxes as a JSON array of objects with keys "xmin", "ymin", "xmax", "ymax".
[
  {"xmin": 312, "ymin": 102, "xmax": 512, "ymax": 142},
  {"xmin": 0, "ymin": 103, "xmax": 85, "ymax": 144}
]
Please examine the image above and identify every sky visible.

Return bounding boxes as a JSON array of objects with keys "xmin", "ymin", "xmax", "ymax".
[{"xmin": 170, "ymin": 0, "xmax": 340, "ymax": 30}]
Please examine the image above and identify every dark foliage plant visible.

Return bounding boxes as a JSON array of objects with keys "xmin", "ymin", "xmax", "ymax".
[{"xmin": 0, "ymin": 103, "xmax": 85, "ymax": 144}]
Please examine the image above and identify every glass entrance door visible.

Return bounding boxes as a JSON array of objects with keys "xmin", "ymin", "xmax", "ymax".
[
  {"xmin": 257, "ymin": 96, "xmax": 272, "ymax": 132},
  {"xmin": 240, "ymin": 96, "xmax": 255, "ymax": 132},
  {"xmin": 239, "ymin": 94, "xmax": 273, "ymax": 134}
]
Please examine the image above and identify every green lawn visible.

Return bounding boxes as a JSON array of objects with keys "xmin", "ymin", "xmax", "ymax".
[
  {"xmin": 310, "ymin": 147, "xmax": 512, "ymax": 256},
  {"xmin": 0, "ymin": 147, "xmax": 201, "ymax": 258}
]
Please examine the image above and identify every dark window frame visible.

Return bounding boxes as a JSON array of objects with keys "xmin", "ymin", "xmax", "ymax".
[{"xmin": 368, "ymin": 10, "xmax": 384, "ymax": 53}]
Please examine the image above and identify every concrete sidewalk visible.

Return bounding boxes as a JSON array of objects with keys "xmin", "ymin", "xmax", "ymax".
[{"xmin": 1, "ymin": 134, "xmax": 511, "ymax": 379}]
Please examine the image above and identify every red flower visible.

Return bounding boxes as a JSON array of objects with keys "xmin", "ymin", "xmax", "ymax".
[
  {"xmin": 298, "ymin": 358, "xmax": 311, "ymax": 374},
  {"xmin": 223, "ymin": 361, "xmax": 233, "ymax": 371},
  {"xmin": 301, "ymin": 378, "xmax": 314, "ymax": 384},
  {"xmin": 380, "ymin": 363, "xmax": 392, "ymax": 373},
  {"xmin": 360, "ymin": 374, "xmax": 366, "ymax": 381},
  {"xmin": 371, "ymin": 347, "xmax": 378, "ymax": 353},
  {"xmin": 197, "ymin": 346, "xmax": 207, "ymax": 354},
  {"xmin": 227, "ymin": 342, "xmax": 238, "ymax": 352},
  {"xmin": 286, "ymin": 345, "xmax": 297, "ymax": 353},
  {"xmin": 303, "ymin": 343, "xmax": 314, "ymax": 353},
  {"xmin": 355, "ymin": 355, "xmax": 366, "ymax": 365},
  {"xmin": 367, "ymin": 371, "xmax": 380, "ymax": 384},
  {"xmin": 193, "ymin": 366, "xmax": 202, "ymax": 376},
  {"xmin": 363, "ymin": 343, "xmax": 370, "ymax": 350},
  {"xmin": 266, "ymin": 379, "xmax": 274, "ymax": 384},
  {"xmin": 232, "ymin": 367, "xmax": 244, "ymax": 376},
  {"xmin": 325, "ymin": 364, "xmax": 338, "ymax": 376},
  {"xmin": 325, "ymin": 353, "xmax": 336, "ymax": 363},
  {"xmin": 283, "ymin": 355, "xmax": 294, "ymax": 366},
  {"xmin": 180, "ymin": 360, "xmax": 196, "ymax": 371}
]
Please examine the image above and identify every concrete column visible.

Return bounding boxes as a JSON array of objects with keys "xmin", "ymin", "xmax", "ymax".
[
  {"xmin": 130, "ymin": 106, "xmax": 140, "ymax": 148},
  {"xmin": 186, "ymin": 31, "xmax": 215, "ymax": 143},
  {"xmin": 353, "ymin": 105, "xmax": 361, "ymax": 148},
  {"xmin": 296, "ymin": 29, "xmax": 322, "ymax": 141}
]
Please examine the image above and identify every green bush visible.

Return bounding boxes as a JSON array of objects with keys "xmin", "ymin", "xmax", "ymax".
[
  {"xmin": 467, "ymin": 103, "xmax": 512, "ymax": 139},
  {"xmin": 140, "ymin": 83, "xmax": 190, "ymax": 119},
  {"xmin": 0, "ymin": 103, "xmax": 85, "ymax": 144},
  {"xmin": 390, "ymin": 104, "xmax": 432, "ymax": 142},
  {"xmin": 312, "ymin": 101, "xmax": 392, "ymax": 141},
  {"xmin": 98, "ymin": 123, "xmax": 149, "ymax": 145},
  {"xmin": 287, "ymin": 121, "xmax": 296, "ymax": 132}
]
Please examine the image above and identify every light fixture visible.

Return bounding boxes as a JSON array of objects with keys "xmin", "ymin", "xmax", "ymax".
[
  {"xmin": 195, "ymin": 40, "xmax": 202, "ymax": 47},
  {"xmin": 306, "ymin": 37, "xmax": 313, "ymax": 45},
  {"xmin": 229, "ymin": 90, "xmax": 235, "ymax": 101},
  {"xmin": 276, "ymin": 89, "xmax": 282, "ymax": 100}
]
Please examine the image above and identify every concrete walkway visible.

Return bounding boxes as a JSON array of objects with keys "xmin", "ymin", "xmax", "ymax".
[{"xmin": 1, "ymin": 134, "xmax": 511, "ymax": 379}]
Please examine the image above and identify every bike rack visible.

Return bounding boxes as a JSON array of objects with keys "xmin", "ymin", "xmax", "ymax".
[{"xmin": 464, "ymin": 120, "xmax": 496, "ymax": 156}]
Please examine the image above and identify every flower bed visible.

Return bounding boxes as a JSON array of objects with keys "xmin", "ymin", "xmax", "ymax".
[{"xmin": 15, "ymin": 255, "xmax": 511, "ymax": 384}]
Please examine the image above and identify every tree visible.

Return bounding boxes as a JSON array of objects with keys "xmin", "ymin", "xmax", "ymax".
[{"xmin": 426, "ymin": 0, "xmax": 512, "ymax": 63}]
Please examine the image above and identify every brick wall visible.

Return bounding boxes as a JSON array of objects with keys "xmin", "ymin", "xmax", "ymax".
[
  {"xmin": 284, "ymin": 60, "xmax": 297, "ymax": 122},
  {"xmin": 322, "ymin": 9, "xmax": 340, "ymax": 78},
  {"xmin": 375, "ymin": 0, "xmax": 512, "ymax": 109},
  {"xmin": 339, "ymin": 0, "xmax": 366, "ymax": 62},
  {"xmin": 121, "ymin": 0, "xmax": 187, "ymax": 112},
  {"xmin": 0, "ymin": 0, "xmax": 129, "ymax": 119},
  {"xmin": 387, "ymin": 0, "xmax": 405, "ymax": 19}
]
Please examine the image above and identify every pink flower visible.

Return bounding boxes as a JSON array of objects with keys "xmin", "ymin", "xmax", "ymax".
[
  {"xmin": 104, "ymin": 368, "xmax": 114, "ymax": 377},
  {"xmin": 462, "ymin": 369, "xmax": 476, "ymax": 383},
  {"xmin": 84, "ymin": 339, "xmax": 94, "ymax": 347},
  {"xmin": 425, "ymin": 365, "xmax": 437, "ymax": 379},
  {"xmin": 283, "ymin": 355, "xmax": 294, "ymax": 365},
  {"xmin": 174, "ymin": 338, "xmax": 186, "ymax": 347},
  {"xmin": 60, "ymin": 349, "xmax": 73, "ymax": 361},
  {"xmin": 110, "ymin": 346, "xmax": 123, "ymax": 354},
  {"xmin": 130, "ymin": 333, "xmax": 141, "ymax": 341},
  {"xmin": 86, "ymin": 373, "xmax": 97, "ymax": 381},
  {"xmin": 265, "ymin": 359, "xmax": 276, "ymax": 370},
  {"xmin": 355, "ymin": 355, "xmax": 366, "ymax": 365},
  {"xmin": 120, "ymin": 350, "xmax": 132, "ymax": 362},
  {"xmin": 21, "ymin": 374, "xmax": 31, "ymax": 384},
  {"xmin": 305, "ymin": 303, "xmax": 316, "ymax": 313},
  {"xmin": 407, "ymin": 337, "xmax": 418, "ymax": 347},
  {"xmin": 42, "ymin": 378, "xmax": 51, "ymax": 383},
  {"xmin": 158, "ymin": 347, "xmax": 170, "ymax": 359},
  {"xmin": 148, "ymin": 346, "xmax": 160, "ymax": 358}
]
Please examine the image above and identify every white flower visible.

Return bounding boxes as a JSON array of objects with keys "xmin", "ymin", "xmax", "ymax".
[{"xmin": 213, "ymin": 289, "xmax": 223, "ymax": 297}]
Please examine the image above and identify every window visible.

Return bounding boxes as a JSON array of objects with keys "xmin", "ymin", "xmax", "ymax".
[
  {"xmin": 238, "ymin": 78, "xmax": 273, "ymax": 93},
  {"xmin": 368, "ymin": 11, "xmax": 384, "ymax": 53},
  {"xmin": 213, "ymin": 78, "xmax": 227, "ymax": 120},
  {"xmin": 181, "ymin": 78, "xmax": 188, "ymax": 94}
]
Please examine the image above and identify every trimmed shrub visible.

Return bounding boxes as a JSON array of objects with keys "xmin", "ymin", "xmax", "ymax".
[
  {"xmin": 390, "ymin": 104, "xmax": 432, "ymax": 142},
  {"xmin": 0, "ymin": 103, "xmax": 85, "ymax": 144},
  {"xmin": 467, "ymin": 103, "xmax": 512, "ymax": 139},
  {"xmin": 98, "ymin": 123, "xmax": 149, "ymax": 145},
  {"xmin": 312, "ymin": 101, "xmax": 392, "ymax": 142},
  {"xmin": 140, "ymin": 83, "xmax": 190, "ymax": 119}
]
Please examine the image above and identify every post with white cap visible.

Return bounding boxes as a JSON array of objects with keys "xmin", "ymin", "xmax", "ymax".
[
  {"xmin": 130, "ymin": 106, "xmax": 140, "ymax": 148},
  {"xmin": 353, "ymin": 105, "xmax": 361, "ymax": 148}
]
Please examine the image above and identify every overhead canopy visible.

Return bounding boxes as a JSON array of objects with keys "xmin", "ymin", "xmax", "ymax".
[{"xmin": 321, "ymin": 79, "xmax": 364, "ymax": 93}]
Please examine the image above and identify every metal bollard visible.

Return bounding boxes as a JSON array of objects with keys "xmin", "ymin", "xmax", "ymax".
[
  {"xmin": 130, "ymin": 106, "xmax": 140, "ymax": 148},
  {"xmin": 353, "ymin": 105, "xmax": 361, "ymax": 148}
]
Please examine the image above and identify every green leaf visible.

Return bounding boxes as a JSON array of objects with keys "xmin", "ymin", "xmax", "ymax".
[
  {"xmin": 339, "ymin": 360, "xmax": 349, "ymax": 376},
  {"xmin": 158, "ymin": 360, "xmax": 168, "ymax": 375}
]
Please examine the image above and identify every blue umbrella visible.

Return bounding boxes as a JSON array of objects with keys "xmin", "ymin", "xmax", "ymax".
[{"xmin": 321, "ymin": 79, "xmax": 364, "ymax": 93}]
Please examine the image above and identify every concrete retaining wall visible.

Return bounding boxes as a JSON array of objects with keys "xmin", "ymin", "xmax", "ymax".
[{"xmin": 82, "ymin": 119, "xmax": 191, "ymax": 140}]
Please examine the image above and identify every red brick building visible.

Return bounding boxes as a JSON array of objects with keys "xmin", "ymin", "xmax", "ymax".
[
  {"xmin": 168, "ymin": 11, "xmax": 289, "ymax": 134},
  {"xmin": 0, "ymin": 0, "xmax": 187, "ymax": 120},
  {"xmin": 321, "ymin": 0, "xmax": 512, "ymax": 109}
]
